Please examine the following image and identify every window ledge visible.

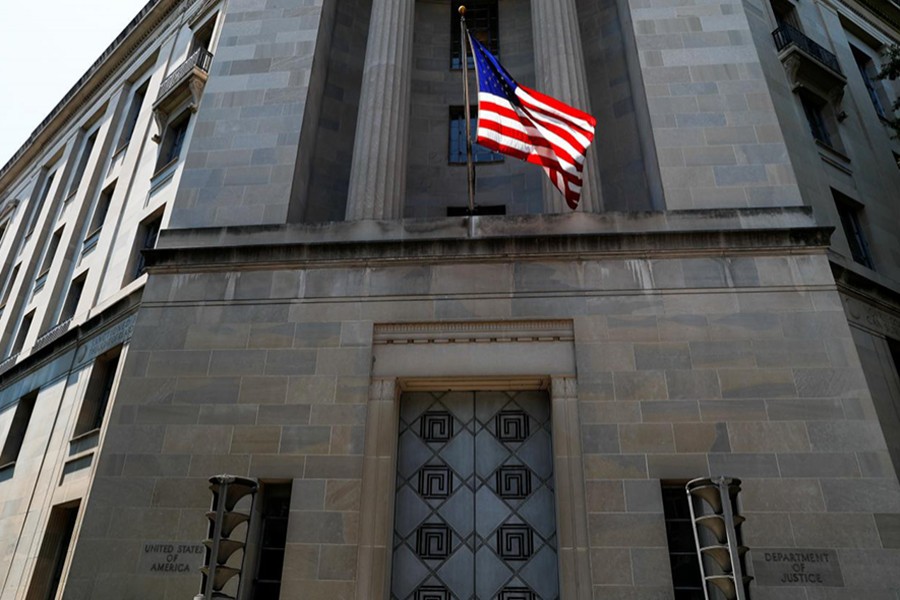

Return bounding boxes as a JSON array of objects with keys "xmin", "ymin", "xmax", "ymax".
[
  {"xmin": 82, "ymin": 230, "xmax": 102, "ymax": 256},
  {"xmin": 0, "ymin": 461, "xmax": 15, "ymax": 472},
  {"xmin": 69, "ymin": 428, "xmax": 101, "ymax": 445},
  {"xmin": 111, "ymin": 143, "xmax": 129, "ymax": 160},
  {"xmin": 815, "ymin": 140, "xmax": 852, "ymax": 174},
  {"xmin": 149, "ymin": 160, "xmax": 179, "ymax": 196},
  {"xmin": 151, "ymin": 158, "xmax": 179, "ymax": 181}
]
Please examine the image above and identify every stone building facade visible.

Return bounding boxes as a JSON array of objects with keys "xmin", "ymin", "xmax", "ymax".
[{"xmin": 1, "ymin": 0, "xmax": 900, "ymax": 599}]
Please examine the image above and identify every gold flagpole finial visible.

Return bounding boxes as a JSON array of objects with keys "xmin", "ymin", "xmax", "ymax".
[{"xmin": 458, "ymin": 5, "xmax": 466, "ymax": 16}]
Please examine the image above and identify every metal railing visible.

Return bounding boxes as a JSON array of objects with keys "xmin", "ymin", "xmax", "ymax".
[
  {"xmin": 772, "ymin": 23, "xmax": 843, "ymax": 76},
  {"xmin": 157, "ymin": 48, "xmax": 213, "ymax": 100}
]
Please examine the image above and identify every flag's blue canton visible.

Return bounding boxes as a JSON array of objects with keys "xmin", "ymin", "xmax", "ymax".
[{"xmin": 470, "ymin": 35, "xmax": 520, "ymax": 106}]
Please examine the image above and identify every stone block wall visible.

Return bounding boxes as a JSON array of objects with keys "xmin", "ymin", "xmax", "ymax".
[
  {"xmin": 626, "ymin": 0, "xmax": 804, "ymax": 210},
  {"xmin": 66, "ymin": 213, "xmax": 900, "ymax": 599},
  {"xmin": 170, "ymin": 0, "xmax": 333, "ymax": 228}
]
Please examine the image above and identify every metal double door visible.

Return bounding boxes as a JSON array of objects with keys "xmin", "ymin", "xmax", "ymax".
[{"xmin": 390, "ymin": 390, "xmax": 559, "ymax": 600}]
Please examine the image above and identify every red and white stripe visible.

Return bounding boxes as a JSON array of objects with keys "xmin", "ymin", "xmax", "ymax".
[{"xmin": 476, "ymin": 85, "xmax": 596, "ymax": 209}]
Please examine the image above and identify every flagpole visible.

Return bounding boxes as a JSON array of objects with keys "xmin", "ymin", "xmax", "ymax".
[{"xmin": 459, "ymin": 6, "xmax": 476, "ymax": 216}]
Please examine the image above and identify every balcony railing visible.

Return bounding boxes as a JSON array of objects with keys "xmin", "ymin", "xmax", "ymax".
[
  {"xmin": 772, "ymin": 24, "xmax": 843, "ymax": 76},
  {"xmin": 157, "ymin": 48, "xmax": 213, "ymax": 101}
]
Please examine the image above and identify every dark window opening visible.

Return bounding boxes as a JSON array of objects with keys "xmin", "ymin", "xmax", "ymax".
[
  {"xmin": 662, "ymin": 484, "xmax": 705, "ymax": 600},
  {"xmin": 250, "ymin": 482, "xmax": 292, "ymax": 600},
  {"xmin": 451, "ymin": 0, "xmax": 498, "ymax": 69},
  {"xmin": 833, "ymin": 190, "xmax": 874, "ymax": 269},
  {"xmin": 130, "ymin": 213, "xmax": 162, "ymax": 281},
  {"xmin": 0, "ymin": 390, "xmax": 38, "ymax": 468},
  {"xmin": 799, "ymin": 90, "xmax": 834, "ymax": 147},
  {"xmin": 38, "ymin": 227, "xmax": 64, "ymax": 280},
  {"xmin": 449, "ymin": 106, "xmax": 504, "ymax": 164},
  {"xmin": 770, "ymin": 0, "xmax": 800, "ymax": 28},
  {"xmin": 27, "ymin": 501, "xmax": 80, "ymax": 600},
  {"xmin": 58, "ymin": 272, "xmax": 87, "ymax": 324},
  {"xmin": 25, "ymin": 171, "xmax": 56, "ymax": 237},
  {"xmin": 73, "ymin": 346, "xmax": 121, "ymax": 437},
  {"xmin": 117, "ymin": 81, "xmax": 149, "ymax": 151},
  {"xmin": 156, "ymin": 112, "xmax": 190, "ymax": 171},
  {"xmin": 0, "ymin": 264, "xmax": 20, "ymax": 309},
  {"xmin": 10, "ymin": 311, "xmax": 35, "ymax": 357},
  {"xmin": 85, "ymin": 183, "xmax": 116, "ymax": 241},
  {"xmin": 192, "ymin": 18, "xmax": 216, "ymax": 53},
  {"xmin": 852, "ymin": 46, "xmax": 888, "ymax": 119},
  {"xmin": 66, "ymin": 132, "xmax": 97, "ymax": 199}
]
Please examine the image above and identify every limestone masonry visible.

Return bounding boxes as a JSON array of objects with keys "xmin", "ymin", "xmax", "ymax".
[{"xmin": 0, "ymin": 0, "xmax": 899, "ymax": 599}]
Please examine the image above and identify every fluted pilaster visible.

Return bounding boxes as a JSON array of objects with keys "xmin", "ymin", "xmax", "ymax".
[
  {"xmin": 531, "ymin": 0, "xmax": 603, "ymax": 213},
  {"xmin": 345, "ymin": 0, "xmax": 415, "ymax": 220}
]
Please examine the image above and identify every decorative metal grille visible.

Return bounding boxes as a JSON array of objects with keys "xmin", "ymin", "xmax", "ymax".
[
  {"xmin": 772, "ymin": 23, "xmax": 843, "ymax": 75},
  {"xmin": 391, "ymin": 391, "xmax": 559, "ymax": 600}
]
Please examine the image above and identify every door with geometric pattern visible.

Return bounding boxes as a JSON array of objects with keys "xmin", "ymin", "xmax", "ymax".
[{"xmin": 390, "ymin": 390, "xmax": 559, "ymax": 600}]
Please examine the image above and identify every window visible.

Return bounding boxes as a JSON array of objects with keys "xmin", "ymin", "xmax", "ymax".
[
  {"xmin": 129, "ymin": 213, "xmax": 162, "ymax": 281},
  {"xmin": 799, "ymin": 90, "xmax": 838, "ymax": 148},
  {"xmin": 662, "ymin": 484, "xmax": 705, "ymax": 600},
  {"xmin": 85, "ymin": 183, "xmax": 115, "ymax": 244},
  {"xmin": 192, "ymin": 18, "xmax": 216, "ymax": 53},
  {"xmin": 27, "ymin": 501, "xmax": 80, "ymax": 600},
  {"xmin": 25, "ymin": 171, "xmax": 56, "ymax": 237},
  {"xmin": 0, "ymin": 264, "xmax": 20, "ymax": 310},
  {"xmin": 36, "ymin": 228, "xmax": 64, "ymax": 284},
  {"xmin": 450, "ymin": 0, "xmax": 498, "ymax": 69},
  {"xmin": 117, "ymin": 80, "xmax": 149, "ymax": 151},
  {"xmin": 833, "ymin": 190, "xmax": 874, "ymax": 269},
  {"xmin": 0, "ymin": 390, "xmax": 37, "ymax": 468},
  {"xmin": 10, "ymin": 310, "xmax": 35, "ymax": 357},
  {"xmin": 58, "ymin": 272, "xmax": 87, "ymax": 324},
  {"xmin": 66, "ymin": 131, "xmax": 97, "ymax": 199},
  {"xmin": 852, "ymin": 46, "xmax": 889, "ymax": 119},
  {"xmin": 73, "ymin": 346, "xmax": 121, "ymax": 437},
  {"xmin": 248, "ymin": 482, "xmax": 292, "ymax": 599},
  {"xmin": 449, "ymin": 106, "xmax": 504, "ymax": 164},
  {"xmin": 156, "ymin": 111, "xmax": 190, "ymax": 171},
  {"xmin": 770, "ymin": 0, "xmax": 800, "ymax": 28}
]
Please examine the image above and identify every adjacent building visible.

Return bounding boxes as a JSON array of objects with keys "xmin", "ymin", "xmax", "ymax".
[{"xmin": 1, "ymin": 0, "xmax": 899, "ymax": 598}]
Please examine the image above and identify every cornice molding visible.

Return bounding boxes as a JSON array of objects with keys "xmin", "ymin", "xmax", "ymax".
[
  {"xmin": 145, "ymin": 224, "xmax": 834, "ymax": 274},
  {"xmin": 374, "ymin": 320, "xmax": 574, "ymax": 345}
]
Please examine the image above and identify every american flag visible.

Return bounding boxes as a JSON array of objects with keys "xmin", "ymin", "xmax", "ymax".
[{"xmin": 468, "ymin": 33, "xmax": 597, "ymax": 210}]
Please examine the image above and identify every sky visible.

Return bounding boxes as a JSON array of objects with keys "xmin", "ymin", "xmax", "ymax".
[{"xmin": 0, "ymin": 0, "xmax": 151, "ymax": 167}]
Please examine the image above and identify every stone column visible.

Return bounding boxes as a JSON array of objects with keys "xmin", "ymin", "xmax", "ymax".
[
  {"xmin": 345, "ymin": 0, "xmax": 415, "ymax": 220},
  {"xmin": 530, "ymin": 0, "xmax": 603, "ymax": 213}
]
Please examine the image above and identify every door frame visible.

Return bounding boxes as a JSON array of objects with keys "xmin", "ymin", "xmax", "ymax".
[{"xmin": 356, "ymin": 320, "xmax": 591, "ymax": 599}]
